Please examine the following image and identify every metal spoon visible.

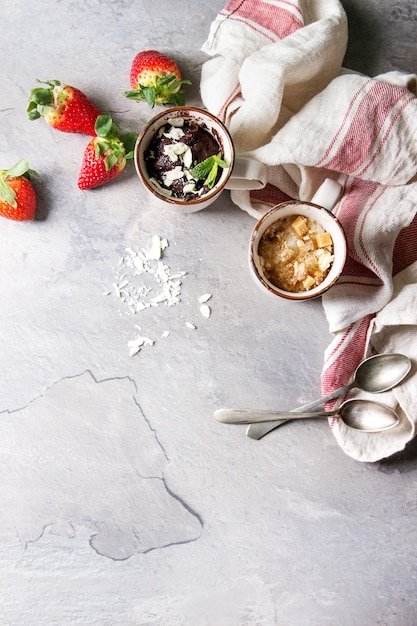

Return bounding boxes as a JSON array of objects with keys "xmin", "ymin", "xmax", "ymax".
[
  {"xmin": 215, "ymin": 399, "xmax": 399, "ymax": 432},
  {"xmin": 244, "ymin": 353, "xmax": 411, "ymax": 440}
]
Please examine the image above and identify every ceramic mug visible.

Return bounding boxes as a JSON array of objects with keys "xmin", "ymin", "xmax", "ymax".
[
  {"xmin": 134, "ymin": 106, "xmax": 267, "ymax": 213},
  {"xmin": 249, "ymin": 178, "xmax": 347, "ymax": 301}
]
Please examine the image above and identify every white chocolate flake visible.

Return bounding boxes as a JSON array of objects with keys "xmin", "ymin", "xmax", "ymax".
[
  {"xmin": 183, "ymin": 147, "xmax": 193, "ymax": 169},
  {"xmin": 164, "ymin": 142, "xmax": 189, "ymax": 162},
  {"xmin": 127, "ymin": 334, "xmax": 154, "ymax": 357},
  {"xmin": 163, "ymin": 166, "xmax": 185, "ymax": 187},
  {"xmin": 147, "ymin": 235, "xmax": 167, "ymax": 261},
  {"xmin": 183, "ymin": 182, "xmax": 197, "ymax": 194},
  {"xmin": 167, "ymin": 118, "xmax": 185, "ymax": 127},
  {"xmin": 200, "ymin": 304, "xmax": 211, "ymax": 318},
  {"xmin": 109, "ymin": 236, "xmax": 188, "ymax": 356},
  {"xmin": 163, "ymin": 127, "xmax": 185, "ymax": 140}
]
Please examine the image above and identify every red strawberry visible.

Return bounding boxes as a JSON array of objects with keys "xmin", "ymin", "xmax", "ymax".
[
  {"xmin": 78, "ymin": 115, "xmax": 138, "ymax": 190},
  {"xmin": 27, "ymin": 79, "xmax": 102, "ymax": 135},
  {"xmin": 125, "ymin": 50, "xmax": 190, "ymax": 108},
  {"xmin": 0, "ymin": 160, "xmax": 37, "ymax": 221}
]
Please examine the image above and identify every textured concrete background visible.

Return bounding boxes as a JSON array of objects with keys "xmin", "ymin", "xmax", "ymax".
[
  {"xmin": 1, "ymin": 1, "xmax": 417, "ymax": 625},
  {"xmin": 343, "ymin": 0, "xmax": 417, "ymax": 75}
]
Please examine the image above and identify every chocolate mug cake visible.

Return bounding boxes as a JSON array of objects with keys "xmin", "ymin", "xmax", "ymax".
[{"xmin": 144, "ymin": 117, "xmax": 226, "ymax": 201}]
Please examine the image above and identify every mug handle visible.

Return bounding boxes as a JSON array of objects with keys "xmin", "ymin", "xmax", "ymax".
[
  {"xmin": 310, "ymin": 178, "xmax": 342, "ymax": 210},
  {"xmin": 225, "ymin": 157, "xmax": 268, "ymax": 191}
]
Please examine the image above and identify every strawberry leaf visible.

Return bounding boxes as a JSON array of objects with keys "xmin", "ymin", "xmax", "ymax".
[
  {"xmin": 124, "ymin": 73, "xmax": 191, "ymax": 108},
  {"xmin": 27, "ymin": 101, "xmax": 41, "ymax": 120},
  {"xmin": 4, "ymin": 160, "xmax": 31, "ymax": 178},
  {"xmin": 104, "ymin": 152, "xmax": 119, "ymax": 171},
  {"xmin": 0, "ymin": 177, "xmax": 17, "ymax": 208},
  {"xmin": 121, "ymin": 132, "xmax": 139, "ymax": 159},
  {"xmin": 29, "ymin": 87, "xmax": 54, "ymax": 106},
  {"xmin": 0, "ymin": 160, "xmax": 38, "ymax": 185},
  {"xmin": 124, "ymin": 90, "xmax": 143, "ymax": 101},
  {"xmin": 95, "ymin": 140, "xmax": 107, "ymax": 159},
  {"xmin": 158, "ymin": 73, "xmax": 178, "ymax": 87},
  {"xmin": 142, "ymin": 86, "xmax": 156, "ymax": 108},
  {"xmin": 171, "ymin": 92, "xmax": 186, "ymax": 106},
  {"xmin": 95, "ymin": 114, "xmax": 118, "ymax": 138},
  {"xmin": 27, "ymin": 80, "xmax": 62, "ymax": 120}
]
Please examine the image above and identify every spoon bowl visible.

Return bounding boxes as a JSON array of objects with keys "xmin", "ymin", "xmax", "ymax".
[
  {"xmin": 245, "ymin": 353, "xmax": 411, "ymax": 440},
  {"xmin": 353, "ymin": 353, "xmax": 411, "ymax": 393},
  {"xmin": 215, "ymin": 399, "xmax": 400, "ymax": 432}
]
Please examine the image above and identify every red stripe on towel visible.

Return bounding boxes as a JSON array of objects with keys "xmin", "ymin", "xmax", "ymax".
[
  {"xmin": 319, "ymin": 81, "xmax": 413, "ymax": 175},
  {"xmin": 336, "ymin": 178, "xmax": 381, "ymax": 267},
  {"xmin": 393, "ymin": 212, "xmax": 417, "ymax": 276},
  {"xmin": 250, "ymin": 183, "xmax": 292, "ymax": 206},
  {"xmin": 220, "ymin": 0, "xmax": 303, "ymax": 39},
  {"xmin": 315, "ymin": 79, "xmax": 373, "ymax": 168},
  {"xmin": 322, "ymin": 315, "xmax": 373, "ymax": 411},
  {"xmin": 217, "ymin": 84, "xmax": 241, "ymax": 124}
]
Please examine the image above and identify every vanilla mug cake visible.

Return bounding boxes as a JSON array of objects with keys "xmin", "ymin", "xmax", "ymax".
[{"xmin": 249, "ymin": 179, "xmax": 347, "ymax": 301}]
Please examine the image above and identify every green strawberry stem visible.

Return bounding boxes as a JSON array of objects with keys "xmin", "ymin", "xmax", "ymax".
[
  {"xmin": 93, "ymin": 115, "xmax": 138, "ymax": 171},
  {"xmin": 95, "ymin": 115, "xmax": 116, "ymax": 137},
  {"xmin": 120, "ymin": 132, "xmax": 139, "ymax": 159},
  {"xmin": 27, "ymin": 79, "xmax": 62, "ymax": 120},
  {"xmin": 190, "ymin": 153, "xmax": 229, "ymax": 189},
  {"xmin": 124, "ymin": 74, "xmax": 191, "ymax": 108}
]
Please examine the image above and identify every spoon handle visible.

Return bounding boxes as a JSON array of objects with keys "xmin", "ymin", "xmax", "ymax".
[
  {"xmin": 215, "ymin": 408, "xmax": 336, "ymax": 424},
  {"xmin": 245, "ymin": 382, "xmax": 353, "ymax": 439},
  {"xmin": 246, "ymin": 419, "xmax": 289, "ymax": 439}
]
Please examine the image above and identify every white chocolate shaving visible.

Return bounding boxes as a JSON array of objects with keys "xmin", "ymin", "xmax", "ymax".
[{"xmin": 200, "ymin": 304, "xmax": 211, "ymax": 318}]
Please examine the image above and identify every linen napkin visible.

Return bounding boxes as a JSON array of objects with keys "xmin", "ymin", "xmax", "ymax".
[{"xmin": 201, "ymin": 0, "xmax": 417, "ymax": 461}]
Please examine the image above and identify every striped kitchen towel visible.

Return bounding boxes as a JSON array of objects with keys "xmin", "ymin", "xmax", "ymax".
[{"xmin": 201, "ymin": 0, "xmax": 417, "ymax": 461}]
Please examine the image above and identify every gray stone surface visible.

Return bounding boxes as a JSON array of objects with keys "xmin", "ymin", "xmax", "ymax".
[{"xmin": 0, "ymin": 1, "xmax": 416, "ymax": 624}]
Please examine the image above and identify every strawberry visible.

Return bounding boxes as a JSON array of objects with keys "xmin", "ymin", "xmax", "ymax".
[
  {"xmin": 27, "ymin": 79, "xmax": 102, "ymax": 135},
  {"xmin": 125, "ymin": 50, "xmax": 190, "ymax": 108},
  {"xmin": 78, "ymin": 115, "xmax": 138, "ymax": 190},
  {"xmin": 0, "ymin": 160, "xmax": 38, "ymax": 221}
]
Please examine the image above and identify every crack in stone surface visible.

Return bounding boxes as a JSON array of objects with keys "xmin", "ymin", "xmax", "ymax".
[
  {"xmin": 0, "ymin": 370, "xmax": 203, "ymax": 560},
  {"xmin": 2, "ymin": 370, "xmax": 171, "ymax": 462},
  {"xmin": 23, "ymin": 523, "xmax": 52, "ymax": 550}
]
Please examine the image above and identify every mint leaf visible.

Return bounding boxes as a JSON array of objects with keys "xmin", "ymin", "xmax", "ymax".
[
  {"xmin": 191, "ymin": 153, "xmax": 229, "ymax": 189},
  {"xmin": 191, "ymin": 156, "xmax": 216, "ymax": 181},
  {"xmin": 205, "ymin": 162, "xmax": 219, "ymax": 188}
]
